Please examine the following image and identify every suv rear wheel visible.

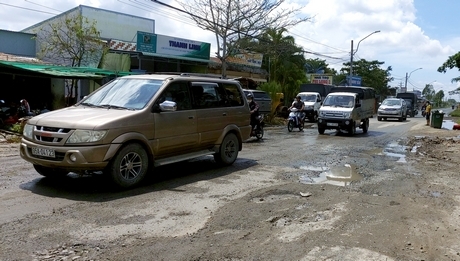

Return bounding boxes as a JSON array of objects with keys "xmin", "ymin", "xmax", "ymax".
[{"xmin": 214, "ymin": 133, "xmax": 239, "ymax": 165}]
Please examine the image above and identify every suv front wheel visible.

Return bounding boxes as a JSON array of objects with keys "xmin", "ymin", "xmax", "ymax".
[
  {"xmin": 108, "ymin": 143, "xmax": 149, "ymax": 188},
  {"xmin": 214, "ymin": 133, "xmax": 239, "ymax": 166}
]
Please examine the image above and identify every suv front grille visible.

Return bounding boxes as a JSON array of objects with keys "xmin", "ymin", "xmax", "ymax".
[{"xmin": 34, "ymin": 125, "xmax": 72, "ymax": 143}]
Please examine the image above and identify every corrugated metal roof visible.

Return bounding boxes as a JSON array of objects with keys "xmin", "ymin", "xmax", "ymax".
[{"xmin": 0, "ymin": 60, "xmax": 134, "ymax": 78}]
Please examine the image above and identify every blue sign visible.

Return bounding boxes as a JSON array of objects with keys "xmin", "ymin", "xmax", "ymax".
[{"xmin": 346, "ymin": 76, "xmax": 362, "ymax": 86}]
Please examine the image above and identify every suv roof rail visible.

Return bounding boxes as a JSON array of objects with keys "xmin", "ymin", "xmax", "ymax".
[{"xmin": 179, "ymin": 72, "xmax": 223, "ymax": 79}]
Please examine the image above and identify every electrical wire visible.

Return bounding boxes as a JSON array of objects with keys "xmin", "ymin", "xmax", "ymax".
[
  {"xmin": 8, "ymin": 0, "xmax": 352, "ymax": 62},
  {"xmin": 24, "ymin": 0, "xmax": 63, "ymax": 12},
  {"xmin": 0, "ymin": 2, "xmax": 59, "ymax": 15}
]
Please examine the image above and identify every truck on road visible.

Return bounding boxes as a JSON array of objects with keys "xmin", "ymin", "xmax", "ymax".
[
  {"xmin": 296, "ymin": 83, "xmax": 334, "ymax": 122},
  {"xmin": 317, "ymin": 86, "xmax": 376, "ymax": 135},
  {"xmin": 396, "ymin": 92, "xmax": 418, "ymax": 117}
]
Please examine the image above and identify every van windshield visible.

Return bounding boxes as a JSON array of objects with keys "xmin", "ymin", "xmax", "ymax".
[
  {"xmin": 299, "ymin": 94, "xmax": 316, "ymax": 102},
  {"xmin": 80, "ymin": 78, "xmax": 163, "ymax": 110},
  {"xmin": 323, "ymin": 95, "xmax": 355, "ymax": 108}
]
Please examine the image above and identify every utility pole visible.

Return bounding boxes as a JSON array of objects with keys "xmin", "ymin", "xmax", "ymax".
[
  {"xmin": 404, "ymin": 67, "xmax": 422, "ymax": 93},
  {"xmin": 348, "ymin": 30, "xmax": 380, "ymax": 86},
  {"xmin": 349, "ymin": 40, "xmax": 353, "ymax": 86}
]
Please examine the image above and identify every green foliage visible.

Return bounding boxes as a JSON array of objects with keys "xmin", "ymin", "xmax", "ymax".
[
  {"xmin": 422, "ymin": 84, "xmax": 436, "ymax": 101},
  {"xmin": 35, "ymin": 13, "xmax": 106, "ymax": 106},
  {"xmin": 304, "ymin": 58, "xmax": 336, "ymax": 75},
  {"xmin": 437, "ymin": 51, "xmax": 460, "ymax": 83},
  {"xmin": 340, "ymin": 59, "xmax": 393, "ymax": 95},
  {"xmin": 257, "ymin": 28, "xmax": 308, "ymax": 103},
  {"xmin": 259, "ymin": 81, "xmax": 282, "ymax": 97}
]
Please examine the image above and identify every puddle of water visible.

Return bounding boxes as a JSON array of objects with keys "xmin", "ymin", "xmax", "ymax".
[
  {"xmin": 326, "ymin": 164, "xmax": 363, "ymax": 184},
  {"xmin": 383, "ymin": 141, "xmax": 407, "ymax": 163},
  {"xmin": 299, "ymin": 164, "xmax": 363, "ymax": 187},
  {"xmin": 299, "ymin": 166, "xmax": 328, "ymax": 171}
]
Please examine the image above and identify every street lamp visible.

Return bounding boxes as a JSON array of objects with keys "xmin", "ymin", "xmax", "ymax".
[
  {"xmin": 349, "ymin": 30, "xmax": 380, "ymax": 86},
  {"xmin": 404, "ymin": 67, "xmax": 422, "ymax": 92}
]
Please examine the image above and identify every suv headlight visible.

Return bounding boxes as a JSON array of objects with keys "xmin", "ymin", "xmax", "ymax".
[
  {"xmin": 66, "ymin": 130, "xmax": 107, "ymax": 144},
  {"xmin": 305, "ymin": 105, "xmax": 313, "ymax": 110},
  {"xmin": 343, "ymin": 112, "xmax": 351, "ymax": 118},
  {"xmin": 23, "ymin": 124, "xmax": 34, "ymax": 139}
]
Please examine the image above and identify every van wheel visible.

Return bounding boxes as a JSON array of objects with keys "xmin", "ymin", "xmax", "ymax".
[
  {"xmin": 348, "ymin": 122, "xmax": 356, "ymax": 136},
  {"xmin": 377, "ymin": 117, "xmax": 382, "ymax": 121},
  {"xmin": 214, "ymin": 133, "xmax": 239, "ymax": 166},
  {"xmin": 318, "ymin": 127, "xmax": 325, "ymax": 134},
  {"xmin": 33, "ymin": 164, "xmax": 69, "ymax": 178},
  {"xmin": 108, "ymin": 143, "xmax": 149, "ymax": 189},
  {"xmin": 362, "ymin": 119, "xmax": 369, "ymax": 134}
]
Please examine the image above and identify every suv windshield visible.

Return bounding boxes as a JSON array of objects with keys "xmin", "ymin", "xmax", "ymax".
[
  {"xmin": 81, "ymin": 78, "xmax": 163, "ymax": 110},
  {"xmin": 382, "ymin": 99, "xmax": 401, "ymax": 106}
]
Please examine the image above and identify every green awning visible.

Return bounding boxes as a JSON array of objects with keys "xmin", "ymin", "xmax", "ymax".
[{"xmin": 0, "ymin": 61, "xmax": 135, "ymax": 79}]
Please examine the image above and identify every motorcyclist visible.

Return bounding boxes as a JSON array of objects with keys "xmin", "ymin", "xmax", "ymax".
[
  {"xmin": 247, "ymin": 94, "xmax": 260, "ymax": 135},
  {"xmin": 289, "ymin": 96, "xmax": 305, "ymax": 125}
]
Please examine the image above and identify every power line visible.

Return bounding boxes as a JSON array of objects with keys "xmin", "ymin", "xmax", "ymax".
[
  {"xmin": 0, "ymin": 2, "xmax": 59, "ymax": 15},
  {"xmin": 24, "ymin": 0, "xmax": 63, "ymax": 12}
]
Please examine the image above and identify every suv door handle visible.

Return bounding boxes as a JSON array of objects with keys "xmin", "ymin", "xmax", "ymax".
[
  {"xmin": 222, "ymin": 113, "xmax": 227, "ymax": 116},
  {"xmin": 188, "ymin": 116, "xmax": 194, "ymax": 119}
]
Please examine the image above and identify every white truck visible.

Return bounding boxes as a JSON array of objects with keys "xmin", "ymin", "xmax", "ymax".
[
  {"xmin": 296, "ymin": 83, "xmax": 333, "ymax": 122},
  {"xmin": 317, "ymin": 86, "xmax": 376, "ymax": 135}
]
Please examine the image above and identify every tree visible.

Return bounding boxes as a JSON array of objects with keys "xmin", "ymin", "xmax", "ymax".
[
  {"xmin": 437, "ymin": 51, "xmax": 460, "ymax": 83},
  {"xmin": 256, "ymin": 28, "xmax": 307, "ymax": 102},
  {"xmin": 433, "ymin": 90, "xmax": 445, "ymax": 108},
  {"xmin": 422, "ymin": 83, "xmax": 436, "ymax": 101},
  {"xmin": 35, "ymin": 13, "xmax": 106, "ymax": 105},
  {"xmin": 177, "ymin": 0, "xmax": 310, "ymax": 78},
  {"xmin": 304, "ymin": 58, "xmax": 336, "ymax": 75},
  {"xmin": 339, "ymin": 59, "xmax": 393, "ymax": 95}
]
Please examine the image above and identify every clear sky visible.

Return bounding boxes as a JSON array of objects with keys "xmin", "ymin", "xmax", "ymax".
[{"xmin": 1, "ymin": 0, "xmax": 459, "ymax": 99}]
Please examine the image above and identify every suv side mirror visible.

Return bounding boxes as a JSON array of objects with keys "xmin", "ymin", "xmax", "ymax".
[{"xmin": 355, "ymin": 103, "xmax": 361, "ymax": 108}]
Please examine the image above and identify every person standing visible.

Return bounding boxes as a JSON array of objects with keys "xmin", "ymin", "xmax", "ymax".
[{"xmin": 425, "ymin": 101, "xmax": 432, "ymax": 126}]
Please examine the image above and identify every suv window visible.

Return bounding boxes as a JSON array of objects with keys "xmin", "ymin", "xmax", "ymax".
[
  {"xmin": 223, "ymin": 83, "xmax": 244, "ymax": 106},
  {"xmin": 157, "ymin": 82, "xmax": 191, "ymax": 110}
]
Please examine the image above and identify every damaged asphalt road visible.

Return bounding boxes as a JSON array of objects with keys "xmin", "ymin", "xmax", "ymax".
[{"xmin": 1, "ymin": 116, "xmax": 460, "ymax": 261}]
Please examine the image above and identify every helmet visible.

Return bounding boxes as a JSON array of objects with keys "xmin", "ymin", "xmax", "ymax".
[
  {"xmin": 247, "ymin": 94, "xmax": 253, "ymax": 99},
  {"xmin": 296, "ymin": 96, "xmax": 301, "ymax": 99}
]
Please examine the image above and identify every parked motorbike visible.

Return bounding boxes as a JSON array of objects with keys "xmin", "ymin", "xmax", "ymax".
[
  {"xmin": 287, "ymin": 108, "xmax": 305, "ymax": 132},
  {"xmin": 250, "ymin": 114, "xmax": 264, "ymax": 140}
]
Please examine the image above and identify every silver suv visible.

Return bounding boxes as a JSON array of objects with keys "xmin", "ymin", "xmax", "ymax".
[
  {"xmin": 377, "ymin": 98, "xmax": 407, "ymax": 121},
  {"xmin": 20, "ymin": 74, "xmax": 251, "ymax": 188}
]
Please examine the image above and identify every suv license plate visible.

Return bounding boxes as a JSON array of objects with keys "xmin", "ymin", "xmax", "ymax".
[
  {"xmin": 32, "ymin": 147, "xmax": 56, "ymax": 158},
  {"xmin": 327, "ymin": 123, "xmax": 338, "ymax": 126}
]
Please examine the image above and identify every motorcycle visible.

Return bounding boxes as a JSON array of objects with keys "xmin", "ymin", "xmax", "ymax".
[
  {"xmin": 287, "ymin": 108, "xmax": 305, "ymax": 132},
  {"xmin": 250, "ymin": 114, "xmax": 264, "ymax": 140}
]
